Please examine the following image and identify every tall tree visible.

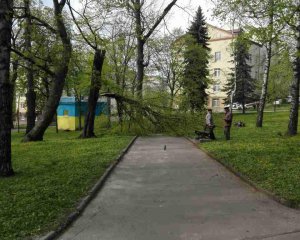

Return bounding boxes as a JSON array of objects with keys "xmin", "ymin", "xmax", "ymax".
[
  {"xmin": 188, "ymin": 6, "xmax": 210, "ymax": 49},
  {"xmin": 288, "ymin": 24, "xmax": 300, "ymax": 135},
  {"xmin": 256, "ymin": 0, "xmax": 274, "ymax": 127},
  {"xmin": 150, "ymin": 28, "xmax": 185, "ymax": 108},
  {"xmin": 126, "ymin": 0, "xmax": 178, "ymax": 99},
  {"xmin": 183, "ymin": 6, "xmax": 210, "ymax": 111},
  {"xmin": 67, "ymin": 0, "xmax": 106, "ymax": 138},
  {"xmin": 0, "ymin": 0, "xmax": 14, "ymax": 176},
  {"xmin": 24, "ymin": 0, "xmax": 36, "ymax": 134},
  {"xmin": 23, "ymin": 0, "xmax": 72, "ymax": 142},
  {"xmin": 105, "ymin": 16, "xmax": 136, "ymax": 125},
  {"xmin": 284, "ymin": 1, "xmax": 300, "ymax": 136},
  {"xmin": 224, "ymin": 35, "xmax": 255, "ymax": 113}
]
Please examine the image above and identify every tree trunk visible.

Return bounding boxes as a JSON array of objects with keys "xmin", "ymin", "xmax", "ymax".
[
  {"xmin": 256, "ymin": 42, "xmax": 272, "ymax": 127},
  {"xmin": 256, "ymin": 0, "xmax": 274, "ymax": 128},
  {"xmin": 287, "ymin": 23, "xmax": 300, "ymax": 136},
  {"xmin": 24, "ymin": 0, "xmax": 36, "ymax": 134},
  {"xmin": 134, "ymin": 1, "xmax": 145, "ymax": 100},
  {"xmin": 0, "ymin": 0, "xmax": 14, "ymax": 177},
  {"xmin": 107, "ymin": 95, "xmax": 111, "ymax": 128},
  {"xmin": 78, "ymin": 94, "xmax": 82, "ymax": 130},
  {"xmin": 10, "ymin": 58, "xmax": 19, "ymax": 128},
  {"xmin": 131, "ymin": 0, "xmax": 178, "ymax": 100},
  {"xmin": 81, "ymin": 49, "xmax": 105, "ymax": 138},
  {"xmin": 23, "ymin": 0, "xmax": 72, "ymax": 142}
]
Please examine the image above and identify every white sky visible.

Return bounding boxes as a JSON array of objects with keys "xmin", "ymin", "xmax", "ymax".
[
  {"xmin": 161, "ymin": 0, "xmax": 221, "ymax": 31},
  {"xmin": 43, "ymin": 0, "xmax": 224, "ymax": 31}
]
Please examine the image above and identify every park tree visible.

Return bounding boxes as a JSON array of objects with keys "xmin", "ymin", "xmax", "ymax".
[
  {"xmin": 10, "ymin": 19, "xmax": 22, "ymax": 128},
  {"xmin": 150, "ymin": 28, "xmax": 185, "ymax": 109},
  {"xmin": 224, "ymin": 35, "xmax": 255, "ymax": 114},
  {"xmin": 125, "ymin": 0, "xmax": 178, "ymax": 100},
  {"xmin": 24, "ymin": 0, "xmax": 36, "ymax": 133},
  {"xmin": 0, "ymin": 0, "xmax": 14, "ymax": 176},
  {"xmin": 183, "ymin": 6, "xmax": 210, "ymax": 111},
  {"xmin": 104, "ymin": 11, "xmax": 136, "ymax": 125},
  {"xmin": 188, "ymin": 6, "xmax": 210, "ymax": 49},
  {"xmin": 67, "ymin": 0, "xmax": 107, "ymax": 138},
  {"xmin": 21, "ymin": 0, "xmax": 72, "ymax": 142},
  {"xmin": 282, "ymin": 0, "xmax": 300, "ymax": 136}
]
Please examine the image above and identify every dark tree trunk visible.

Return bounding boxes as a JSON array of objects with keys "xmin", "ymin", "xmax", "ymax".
[
  {"xmin": 131, "ymin": 0, "xmax": 178, "ymax": 100},
  {"xmin": 0, "ymin": 0, "xmax": 14, "ymax": 177},
  {"xmin": 24, "ymin": 0, "xmax": 36, "ymax": 134},
  {"xmin": 81, "ymin": 49, "xmax": 105, "ymax": 138},
  {"xmin": 25, "ymin": 76, "xmax": 36, "ymax": 133},
  {"xmin": 136, "ymin": 39, "xmax": 145, "ymax": 99},
  {"xmin": 23, "ymin": 0, "xmax": 72, "ymax": 142},
  {"xmin": 78, "ymin": 94, "xmax": 82, "ymax": 130},
  {"xmin": 10, "ymin": 58, "xmax": 19, "ymax": 128},
  {"xmin": 117, "ymin": 101, "xmax": 124, "ymax": 125},
  {"xmin": 107, "ymin": 95, "xmax": 111, "ymax": 128},
  {"xmin": 287, "ymin": 23, "xmax": 300, "ymax": 136},
  {"xmin": 133, "ymin": 0, "xmax": 145, "ymax": 100}
]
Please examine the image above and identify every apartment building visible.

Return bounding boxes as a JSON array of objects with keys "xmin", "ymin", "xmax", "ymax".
[{"xmin": 206, "ymin": 24, "xmax": 265, "ymax": 112}]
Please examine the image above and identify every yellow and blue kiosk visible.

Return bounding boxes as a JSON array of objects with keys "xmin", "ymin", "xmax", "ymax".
[{"xmin": 57, "ymin": 97, "xmax": 107, "ymax": 131}]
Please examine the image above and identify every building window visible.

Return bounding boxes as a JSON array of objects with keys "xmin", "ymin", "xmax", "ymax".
[
  {"xmin": 214, "ymin": 68, "xmax": 221, "ymax": 78},
  {"xmin": 63, "ymin": 110, "xmax": 69, "ymax": 116},
  {"xmin": 215, "ymin": 51, "xmax": 221, "ymax": 61},
  {"xmin": 213, "ymin": 84, "xmax": 220, "ymax": 92},
  {"xmin": 212, "ymin": 99, "xmax": 220, "ymax": 107}
]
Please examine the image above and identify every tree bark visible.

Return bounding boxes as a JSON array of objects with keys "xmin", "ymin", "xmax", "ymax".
[
  {"xmin": 10, "ymin": 58, "xmax": 19, "ymax": 128},
  {"xmin": 0, "ymin": 0, "xmax": 14, "ymax": 177},
  {"xmin": 24, "ymin": 0, "xmax": 36, "ymax": 134},
  {"xmin": 130, "ymin": 0, "xmax": 178, "ymax": 99},
  {"xmin": 256, "ymin": 42, "xmax": 272, "ymax": 127},
  {"xmin": 81, "ymin": 49, "xmax": 105, "ymax": 138},
  {"xmin": 287, "ymin": 23, "xmax": 300, "ymax": 136},
  {"xmin": 256, "ymin": 0, "xmax": 274, "ymax": 128},
  {"xmin": 23, "ymin": 0, "xmax": 72, "ymax": 142}
]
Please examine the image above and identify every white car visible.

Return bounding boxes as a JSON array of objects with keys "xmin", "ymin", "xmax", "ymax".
[{"xmin": 225, "ymin": 103, "xmax": 242, "ymax": 110}]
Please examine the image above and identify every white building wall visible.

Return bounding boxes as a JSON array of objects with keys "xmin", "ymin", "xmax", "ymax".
[{"xmin": 206, "ymin": 25, "xmax": 265, "ymax": 112}]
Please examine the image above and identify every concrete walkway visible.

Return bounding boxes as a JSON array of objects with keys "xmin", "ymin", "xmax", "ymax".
[{"xmin": 58, "ymin": 136, "xmax": 300, "ymax": 240}]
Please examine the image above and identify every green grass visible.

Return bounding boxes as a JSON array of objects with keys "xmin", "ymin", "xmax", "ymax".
[
  {"xmin": 200, "ymin": 111, "xmax": 300, "ymax": 207},
  {"xmin": 1, "ymin": 129, "xmax": 133, "ymax": 240}
]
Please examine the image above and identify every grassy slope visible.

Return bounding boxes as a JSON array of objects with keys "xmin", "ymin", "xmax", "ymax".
[
  {"xmin": 0, "ymin": 129, "xmax": 133, "ymax": 240},
  {"xmin": 200, "ymin": 111, "xmax": 300, "ymax": 207}
]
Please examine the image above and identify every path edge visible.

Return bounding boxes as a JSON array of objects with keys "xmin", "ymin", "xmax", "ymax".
[
  {"xmin": 186, "ymin": 137, "xmax": 300, "ymax": 210},
  {"xmin": 36, "ymin": 136, "xmax": 138, "ymax": 240}
]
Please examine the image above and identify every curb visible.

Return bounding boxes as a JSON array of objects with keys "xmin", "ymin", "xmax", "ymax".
[
  {"xmin": 37, "ymin": 136, "xmax": 138, "ymax": 240},
  {"xmin": 186, "ymin": 137, "xmax": 300, "ymax": 210}
]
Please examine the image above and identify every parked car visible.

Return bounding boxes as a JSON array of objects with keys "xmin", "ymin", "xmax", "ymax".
[
  {"xmin": 232, "ymin": 103, "xmax": 242, "ymax": 110},
  {"xmin": 224, "ymin": 103, "xmax": 242, "ymax": 110}
]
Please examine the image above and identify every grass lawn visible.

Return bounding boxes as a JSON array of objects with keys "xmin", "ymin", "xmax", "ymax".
[
  {"xmin": 0, "ymin": 129, "xmax": 134, "ymax": 240},
  {"xmin": 200, "ymin": 111, "xmax": 300, "ymax": 207}
]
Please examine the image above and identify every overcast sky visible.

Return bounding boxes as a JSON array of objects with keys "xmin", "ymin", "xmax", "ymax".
[
  {"xmin": 161, "ymin": 0, "xmax": 220, "ymax": 30},
  {"xmin": 43, "ymin": 0, "xmax": 222, "ymax": 31}
]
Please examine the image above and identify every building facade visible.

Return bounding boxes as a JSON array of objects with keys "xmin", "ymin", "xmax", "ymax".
[{"xmin": 206, "ymin": 24, "xmax": 265, "ymax": 112}]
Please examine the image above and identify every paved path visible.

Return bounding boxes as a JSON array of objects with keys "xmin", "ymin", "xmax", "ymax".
[{"xmin": 59, "ymin": 136, "xmax": 300, "ymax": 240}]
